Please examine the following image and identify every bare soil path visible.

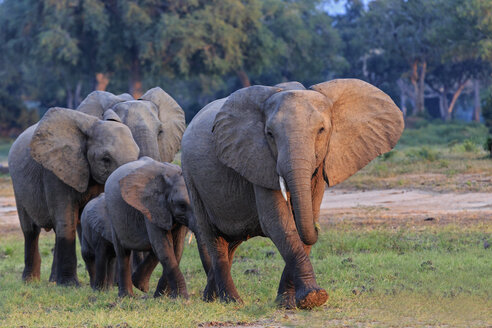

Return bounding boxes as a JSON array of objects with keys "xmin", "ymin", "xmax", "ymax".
[{"xmin": 1, "ymin": 188, "xmax": 491, "ymax": 235}]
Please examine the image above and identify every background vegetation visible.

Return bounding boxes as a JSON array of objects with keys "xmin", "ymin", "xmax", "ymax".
[{"xmin": 0, "ymin": 0, "xmax": 492, "ymax": 134}]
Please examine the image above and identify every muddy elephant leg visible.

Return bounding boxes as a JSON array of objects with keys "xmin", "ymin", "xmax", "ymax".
[
  {"xmin": 276, "ymin": 244, "xmax": 312, "ymax": 309},
  {"xmin": 113, "ymin": 232, "xmax": 133, "ymax": 297},
  {"xmin": 254, "ymin": 186, "xmax": 327, "ymax": 309},
  {"xmin": 132, "ymin": 251, "xmax": 159, "ymax": 293},
  {"xmin": 53, "ymin": 216, "xmax": 79, "ymax": 286},
  {"xmin": 210, "ymin": 235, "xmax": 242, "ymax": 303},
  {"xmin": 19, "ymin": 208, "xmax": 41, "ymax": 282},
  {"xmin": 147, "ymin": 226, "xmax": 188, "ymax": 299}
]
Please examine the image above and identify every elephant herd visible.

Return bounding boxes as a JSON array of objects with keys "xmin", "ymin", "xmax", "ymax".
[{"xmin": 8, "ymin": 79, "xmax": 404, "ymax": 309}]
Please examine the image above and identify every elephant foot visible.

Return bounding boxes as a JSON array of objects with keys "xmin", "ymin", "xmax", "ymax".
[
  {"xmin": 275, "ymin": 292, "xmax": 296, "ymax": 309},
  {"xmin": 155, "ymin": 288, "xmax": 189, "ymax": 300},
  {"xmin": 295, "ymin": 287, "xmax": 328, "ymax": 309},
  {"xmin": 22, "ymin": 270, "xmax": 40, "ymax": 283},
  {"xmin": 218, "ymin": 290, "xmax": 243, "ymax": 304},
  {"xmin": 118, "ymin": 289, "xmax": 135, "ymax": 298},
  {"xmin": 132, "ymin": 273, "xmax": 150, "ymax": 293},
  {"xmin": 202, "ymin": 283, "xmax": 218, "ymax": 302},
  {"xmin": 56, "ymin": 276, "xmax": 80, "ymax": 287}
]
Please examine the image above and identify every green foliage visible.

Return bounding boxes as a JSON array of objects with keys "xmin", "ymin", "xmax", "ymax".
[
  {"xmin": 0, "ymin": 90, "xmax": 38, "ymax": 137},
  {"xmin": 398, "ymin": 121, "xmax": 488, "ymax": 147}
]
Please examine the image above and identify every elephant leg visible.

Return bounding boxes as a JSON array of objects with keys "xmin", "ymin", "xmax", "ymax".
[
  {"xmin": 106, "ymin": 255, "xmax": 116, "ymax": 287},
  {"xmin": 81, "ymin": 237, "xmax": 96, "ymax": 288},
  {"xmin": 195, "ymin": 232, "xmax": 216, "ymax": 302},
  {"xmin": 210, "ymin": 235, "xmax": 242, "ymax": 304},
  {"xmin": 276, "ymin": 244, "xmax": 312, "ymax": 309},
  {"xmin": 49, "ymin": 242, "xmax": 57, "ymax": 282},
  {"xmin": 132, "ymin": 251, "xmax": 159, "ymax": 293},
  {"xmin": 113, "ymin": 233, "xmax": 133, "ymax": 297},
  {"xmin": 131, "ymin": 251, "xmax": 145, "ymax": 271},
  {"xmin": 254, "ymin": 186, "xmax": 327, "ymax": 309},
  {"xmin": 93, "ymin": 239, "xmax": 113, "ymax": 290},
  {"xmin": 19, "ymin": 208, "xmax": 41, "ymax": 282},
  {"xmin": 54, "ymin": 218, "xmax": 79, "ymax": 286},
  {"xmin": 172, "ymin": 225, "xmax": 188, "ymax": 264},
  {"xmin": 203, "ymin": 240, "xmax": 242, "ymax": 302},
  {"xmin": 147, "ymin": 227, "xmax": 188, "ymax": 299}
]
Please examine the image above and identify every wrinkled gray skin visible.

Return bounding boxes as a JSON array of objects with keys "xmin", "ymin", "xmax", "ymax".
[
  {"xmin": 8, "ymin": 108, "xmax": 139, "ymax": 285},
  {"xmin": 77, "ymin": 87, "xmax": 185, "ymax": 163},
  {"xmin": 76, "ymin": 87, "xmax": 185, "ymax": 285},
  {"xmin": 181, "ymin": 79, "xmax": 404, "ymax": 309},
  {"xmin": 80, "ymin": 194, "xmax": 116, "ymax": 290},
  {"xmin": 105, "ymin": 157, "xmax": 194, "ymax": 298}
]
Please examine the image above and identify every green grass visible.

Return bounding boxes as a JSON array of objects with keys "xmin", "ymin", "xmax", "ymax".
[
  {"xmin": 1, "ymin": 223, "xmax": 491, "ymax": 327},
  {"xmin": 339, "ymin": 122, "xmax": 492, "ymax": 192}
]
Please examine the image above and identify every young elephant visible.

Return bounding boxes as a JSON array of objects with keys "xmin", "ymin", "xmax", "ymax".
[
  {"xmin": 80, "ymin": 193, "xmax": 116, "ymax": 290},
  {"xmin": 105, "ymin": 157, "xmax": 193, "ymax": 298}
]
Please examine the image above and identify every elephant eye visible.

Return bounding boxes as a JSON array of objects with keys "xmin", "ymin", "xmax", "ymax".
[
  {"xmin": 318, "ymin": 127, "xmax": 325, "ymax": 135},
  {"xmin": 102, "ymin": 156, "xmax": 111, "ymax": 165},
  {"xmin": 266, "ymin": 131, "xmax": 274, "ymax": 138},
  {"xmin": 158, "ymin": 129, "xmax": 164, "ymax": 136}
]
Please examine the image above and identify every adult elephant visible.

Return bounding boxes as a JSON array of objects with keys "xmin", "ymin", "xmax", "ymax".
[
  {"xmin": 8, "ymin": 108, "xmax": 140, "ymax": 285},
  {"xmin": 181, "ymin": 79, "xmax": 404, "ymax": 309},
  {"xmin": 76, "ymin": 87, "xmax": 186, "ymax": 284},
  {"xmin": 77, "ymin": 87, "xmax": 185, "ymax": 162}
]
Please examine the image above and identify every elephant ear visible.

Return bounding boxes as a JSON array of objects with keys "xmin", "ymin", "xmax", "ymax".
[
  {"xmin": 212, "ymin": 85, "xmax": 281, "ymax": 190},
  {"xmin": 77, "ymin": 91, "xmax": 129, "ymax": 119},
  {"xmin": 30, "ymin": 107, "xmax": 98, "ymax": 192},
  {"xmin": 275, "ymin": 81, "xmax": 306, "ymax": 90},
  {"xmin": 310, "ymin": 79, "xmax": 404, "ymax": 187},
  {"xmin": 140, "ymin": 87, "xmax": 185, "ymax": 162},
  {"xmin": 103, "ymin": 109, "xmax": 122, "ymax": 123},
  {"xmin": 119, "ymin": 158, "xmax": 173, "ymax": 230}
]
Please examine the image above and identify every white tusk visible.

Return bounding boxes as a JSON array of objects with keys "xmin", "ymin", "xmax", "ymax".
[
  {"xmin": 279, "ymin": 176, "xmax": 288, "ymax": 202},
  {"xmin": 188, "ymin": 233, "xmax": 194, "ymax": 244}
]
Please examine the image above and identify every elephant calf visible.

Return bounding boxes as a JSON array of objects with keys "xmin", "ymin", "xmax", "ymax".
[
  {"xmin": 80, "ymin": 193, "xmax": 116, "ymax": 290},
  {"xmin": 98, "ymin": 157, "xmax": 193, "ymax": 298}
]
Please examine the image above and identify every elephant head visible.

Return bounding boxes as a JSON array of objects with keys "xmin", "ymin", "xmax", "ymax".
[
  {"xmin": 77, "ymin": 88, "xmax": 185, "ymax": 162},
  {"xmin": 212, "ymin": 79, "xmax": 404, "ymax": 245},
  {"xmin": 30, "ymin": 107, "xmax": 140, "ymax": 193},
  {"xmin": 119, "ymin": 157, "xmax": 194, "ymax": 230}
]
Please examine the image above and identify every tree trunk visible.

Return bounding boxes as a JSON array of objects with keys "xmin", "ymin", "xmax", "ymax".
[
  {"xmin": 236, "ymin": 69, "xmax": 251, "ymax": 88},
  {"xmin": 410, "ymin": 60, "xmax": 427, "ymax": 116},
  {"xmin": 446, "ymin": 80, "xmax": 468, "ymax": 122},
  {"xmin": 473, "ymin": 79, "xmax": 481, "ymax": 122},
  {"xmin": 400, "ymin": 88, "xmax": 407, "ymax": 117},
  {"xmin": 129, "ymin": 58, "xmax": 143, "ymax": 99},
  {"xmin": 439, "ymin": 87, "xmax": 449, "ymax": 121},
  {"xmin": 95, "ymin": 73, "xmax": 110, "ymax": 91},
  {"xmin": 418, "ymin": 61, "xmax": 427, "ymax": 114}
]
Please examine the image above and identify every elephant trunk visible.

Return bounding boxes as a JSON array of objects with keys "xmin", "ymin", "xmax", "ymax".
[
  {"xmin": 133, "ymin": 129, "xmax": 161, "ymax": 161},
  {"xmin": 283, "ymin": 159, "xmax": 317, "ymax": 246}
]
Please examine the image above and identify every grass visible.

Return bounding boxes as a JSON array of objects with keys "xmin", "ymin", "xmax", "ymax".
[
  {"xmin": 0, "ymin": 221, "xmax": 491, "ymax": 327},
  {"xmin": 1, "ymin": 121, "xmax": 491, "ymax": 326},
  {"xmin": 339, "ymin": 122, "xmax": 492, "ymax": 192}
]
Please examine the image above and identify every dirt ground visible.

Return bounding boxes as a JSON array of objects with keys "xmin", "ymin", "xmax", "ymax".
[
  {"xmin": 319, "ymin": 188, "xmax": 492, "ymax": 227},
  {"xmin": 1, "ymin": 188, "xmax": 491, "ymax": 235}
]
